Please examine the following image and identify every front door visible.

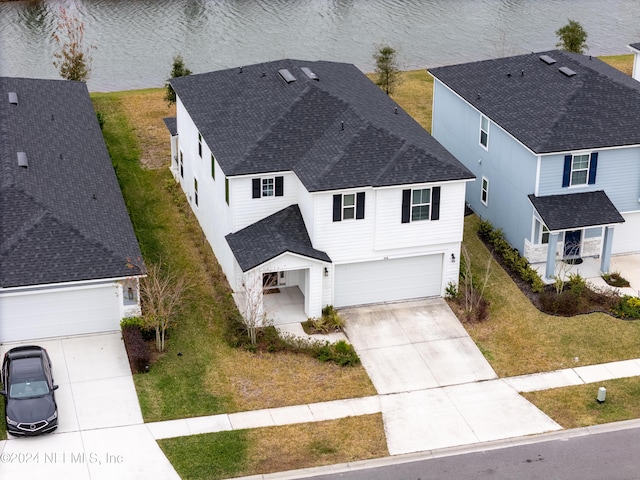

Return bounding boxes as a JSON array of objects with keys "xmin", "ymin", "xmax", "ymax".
[{"xmin": 564, "ymin": 230, "xmax": 582, "ymax": 259}]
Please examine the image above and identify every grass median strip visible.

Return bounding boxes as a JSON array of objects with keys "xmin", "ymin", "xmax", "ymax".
[
  {"xmin": 159, "ymin": 414, "xmax": 388, "ymax": 480},
  {"xmin": 523, "ymin": 377, "xmax": 640, "ymax": 429}
]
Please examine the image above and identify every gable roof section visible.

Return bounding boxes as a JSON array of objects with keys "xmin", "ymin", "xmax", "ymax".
[
  {"xmin": 0, "ymin": 77, "xmax": 144, "ymax": 288},
  {"xmin": 528, "ymin": 191, "xmax": 625, "ymax": 231},
  {"xmin": 429, "ymin": 50, "xmax": 640, "ymax": 153},
  {"xmin": 225, "ymin": 205, "xmax": 331, "ymax": 272},
  {"xmin": 170, "ymin": 59, "xmax": 473, "ymax": 191}
]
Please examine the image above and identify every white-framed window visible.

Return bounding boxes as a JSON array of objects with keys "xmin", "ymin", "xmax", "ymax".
[
  {"xmin": 534, "ymin": 219, "xmax": 550, "ymax": 245},
  {"xmin": 481, "ymin": 177, "xmax": 489, "ymax": 205},
  {"xmin": 211, "ymin": 153, "xmax": 216, "ymax": 180},
  {"xmin": 262, "ymin": 177, "xmax": 274, "ymax": 197},
  {"xmin": 252, "ymin": 176, "xmax": 283, "ymax": 199},
  {"xmin": 198, "ymin": 132, "xmax": 203, "ymax": 158},
  {"xmin": 411, "ymin": 188, "xmax": 431, "ymax": 221},
  {"xmin": 179, "ymin": 150, "xmax": 184, "ymax": 178},
  {"xmin": 342, "ymin": 193, "xmax": 356, "ymax": 220},
  {"xmin": 194, "ymin": 177, "xmax": 199, "ymax": 206},
  {"xmin": 480, "ymin": 115, "xmax": 489, "ymax": 149},
  {"xmin": 570, "ymin": 154, "xmax": 590, "ymax": 186},
  {"xmin": 332, "ymin": 192, "xmax": 365, "ymax": 222}
]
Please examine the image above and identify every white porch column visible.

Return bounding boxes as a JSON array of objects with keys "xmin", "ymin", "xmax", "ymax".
[
  {"xmin": 545, "ymin": 233, "xmax": 559, "ymax": 280},
  {"xmin": 600, "ymin": 226, "xmax": 614, "ymax": 274}
]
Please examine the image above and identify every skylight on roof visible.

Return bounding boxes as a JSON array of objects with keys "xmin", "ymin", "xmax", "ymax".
[
  {"xmin": 8, "ymin": 92, "xmax": 18, "ymax": 105},
  {"xmin": 539, "ymin": 55, "xmax": 557, "ymax": 65},
  {"xmin": 558, "ymin": 66, "xmax": 577, "ymax": 77},
  {"xmin": 278, "ymin": 69, "xmax": 296, "ymax": 84},
  {"xmin": 17, "ymin": 152, "xmax": 28, "ymax": 168},
  {"xmin": 300, "ymin": 66, "xmax": 319, "ymax": 81}
]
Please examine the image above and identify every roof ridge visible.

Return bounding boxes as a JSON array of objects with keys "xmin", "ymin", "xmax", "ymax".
[
  {"xmin": 232, "ymin": 85, "xmax": 314, "ymax": 175},
  {"xmin": 305, "ymin": 120, "xmax": 369, "ymax": 191}
]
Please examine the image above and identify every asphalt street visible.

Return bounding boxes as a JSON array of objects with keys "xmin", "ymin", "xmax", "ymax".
[{"xmin": 296, "ymin": 423, "xmax": 640, "ymax": 480}]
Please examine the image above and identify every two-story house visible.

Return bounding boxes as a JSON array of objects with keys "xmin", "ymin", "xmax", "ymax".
[
  {"xmin": 429, "ymin": 50, "xmax": 639, "ymax": 281},
  {"xmin": 0, "ymin": 77, "xmax": 145, "ymax": 343},
  {"xmin": 166, "ymin": 59, "xmax": 474, "ymax": 319}
]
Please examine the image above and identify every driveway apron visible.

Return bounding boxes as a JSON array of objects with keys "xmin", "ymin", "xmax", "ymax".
[{"xmin": 341, "ymin": 299, "xmax": 561, "ymax": 455}]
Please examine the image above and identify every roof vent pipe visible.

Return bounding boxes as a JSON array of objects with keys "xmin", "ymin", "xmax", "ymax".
[
  {"xmin": 341, "ymin": 121, "xmax": 344, "ymax": 131},
  {"xmin": 8, "ymin": 92, "xmax": 18, "ymax": 105},
  {"xmin": 17, "ymin": 151, "xmax": 28, "ymax": 168}
]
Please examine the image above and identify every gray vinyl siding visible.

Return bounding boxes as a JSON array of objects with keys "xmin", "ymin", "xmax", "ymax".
[
  {"xmin": 432, "ymin": 80, "xmax": 537, "ymax": 252},
  {"xmin": 538, "ymin": 147, "xmax": 640, "ymax": 213}
]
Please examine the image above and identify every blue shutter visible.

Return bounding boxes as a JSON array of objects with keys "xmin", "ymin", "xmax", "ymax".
[
  {"xmin": 588, "ymin": 152, "xmax": 598, "ymax": 185},
  {"xmin": 562, "ymin": 155, "xmax": 572, "ymax": 187},
  {"xmin": 430, "ymin": 187, "xmax": 440, "ymax": 220},
  {"xmin": 356, "ymin": 192, "xmax": 365, "ymax": 219},
  {"xmin": 252, "ymin": 178, "xmax": 261, "ymax": 198},
  {"xmin": 333, "ymin": 195, "xmax": 342, "ymax": 222},
  {"xmin": 275, "ymin": 176, "xmax": 284, "ymax": 196},
  {"xmin": 401, "ymin": 189, "xmax": 411, "ymax": 223}
]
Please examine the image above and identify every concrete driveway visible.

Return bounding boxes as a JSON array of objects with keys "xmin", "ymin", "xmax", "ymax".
[
  {"xmin": 0, "ymin": 333, "xmax": 179, "ymax": 479},
  {"xmin": 341, "ymin": 299, "xmax": 561, "ymax": 455}
]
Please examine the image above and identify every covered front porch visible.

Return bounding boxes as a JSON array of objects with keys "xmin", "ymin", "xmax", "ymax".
[{"xmin": 527, "ymin": 191, "xmax": 625, "ymax": 282}]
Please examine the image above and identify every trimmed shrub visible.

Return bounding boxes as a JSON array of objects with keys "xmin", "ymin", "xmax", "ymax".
[
  {"xmin": 317, "ymin": 340, "xmax": 360, "ymax": 367},
  {"xmin": 122, "ymin": 325, "xmax": 151, "ymax": 374},
  {"xmin": 615, "ymin": 296, "xmax": 640, "ymax": 319},
  {"xmin": 478, "ymin": 221, "xmax": 544, "ymax": 292},
  {"xmin": 602, "ymin": 272, "xmax": 631, "ymax": 288},
  {"xmin": 302, "ymin": 305, "xmax": 345, "ymax": 334}
]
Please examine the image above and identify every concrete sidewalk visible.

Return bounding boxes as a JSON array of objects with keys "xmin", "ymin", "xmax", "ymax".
[{"xmin": 144, "ymin": 356, "xmax": 640, "ymax": 443}]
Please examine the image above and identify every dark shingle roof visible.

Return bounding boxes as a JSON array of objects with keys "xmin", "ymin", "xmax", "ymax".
[
  {"xmin": 163, "ymin": 117, "xmax": 177, "ymax": 136},
  {"xmin": 170, "ymin": 60, "xmax": 473, "ymax": 191},
  {"xmin": 528, "ymin": 191, "xmax": 625, "ymax": 231},
  {"xmin": 430, "ymin": 50, "xmax": 640, "ymax": 153},
  {"xmin": 0, "ymin": 77, "xmax": 144, "ymax": 287},
  {"xmin": 628, "ymin": 42, "xmax": 640, "ymax": 52},
  {"xmin": 225, "ymin": 205, "xmax": 331, "ymax": 272}
]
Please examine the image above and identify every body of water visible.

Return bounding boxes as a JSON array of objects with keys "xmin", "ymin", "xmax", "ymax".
[{"xmin": 1, "ymin": 0, "xmax": 638, "ymax": 91}]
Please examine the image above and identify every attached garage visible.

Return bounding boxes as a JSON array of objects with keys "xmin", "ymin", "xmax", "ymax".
[
  {"xmin": 334, "ymin": 254, "xmax": 443, "ymax": 307},
  {"xmin": 0, "ymin": 284, "xmax": 121, "ymax": 343},
  {"xmin": 612, "ymin": 212, "xmax": 640, "ymax": 254}
]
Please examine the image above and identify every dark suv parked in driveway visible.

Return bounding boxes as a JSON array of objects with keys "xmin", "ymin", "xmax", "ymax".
[{"xmin": 0, "ymin": 346, "xmax": 58, "ymax": 436}]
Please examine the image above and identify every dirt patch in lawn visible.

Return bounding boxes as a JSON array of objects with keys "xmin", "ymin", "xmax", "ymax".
[{"xmin": 116, "ymin": 88, "xmax": 173, "ymax": 170}]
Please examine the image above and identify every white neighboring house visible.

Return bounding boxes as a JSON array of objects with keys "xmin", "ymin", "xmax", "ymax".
[
  {"xmin": 0, "ymin": 77, "xmax": 145, "ymax": 343},
  {"xmin": 166, "ymin": 60, "xmax": 474, "ymax": 319}
]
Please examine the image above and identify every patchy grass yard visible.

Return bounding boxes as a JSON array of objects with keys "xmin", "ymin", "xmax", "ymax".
[
  {"xmin": 159, "ymin": 414, "xmax": 388, "ymax": 480},
  {"xmin": 523, "ymin": 377, "xmax": 640, "ymax": 429}
]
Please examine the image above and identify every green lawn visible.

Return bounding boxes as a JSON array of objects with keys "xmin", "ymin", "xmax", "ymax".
[{"xmin": 524, "ymin": 377, "xmax": 640, "ymax": 428}]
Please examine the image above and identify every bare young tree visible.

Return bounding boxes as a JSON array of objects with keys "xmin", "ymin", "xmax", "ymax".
[
  {"xmin": 239, "ymin": 270, "xmax": 277, "ymax": 345},
  {"xmin": 460, "ymin": 245, "xmax": 492, "ymax": 321},
  {"xmin": 140, "ymin": 263, "xmax": 190, "ymax": 352},
  {"xmin": 52, "ymin": 6, "xmax": 95, "ymax": 82}
]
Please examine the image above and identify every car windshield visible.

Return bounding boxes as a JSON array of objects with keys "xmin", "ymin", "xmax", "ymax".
[
  {"xmin": 9, "ymin": 380, "xmax": 50, "ymax": 399},
  {"xmin": 8, "ymin": 357, "xmax": 49, "ymax": 399}
]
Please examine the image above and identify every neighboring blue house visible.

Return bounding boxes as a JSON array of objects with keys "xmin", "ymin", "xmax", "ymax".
[{"xmin": 429, "ymin": 50, "xmax": 640, "ymax": 280}]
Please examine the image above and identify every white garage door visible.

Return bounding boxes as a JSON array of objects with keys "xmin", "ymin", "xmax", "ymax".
[
  {"xmin": 612, "ymin": 212, "xmax": 640, "ymax": 254},
  {"xmin": 334, "ymin": 255, "xmax": 443, "ymax": 308},
  {"xmin": 0, "ymin": 284, "xmax": 121, "ymax": 343}
]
